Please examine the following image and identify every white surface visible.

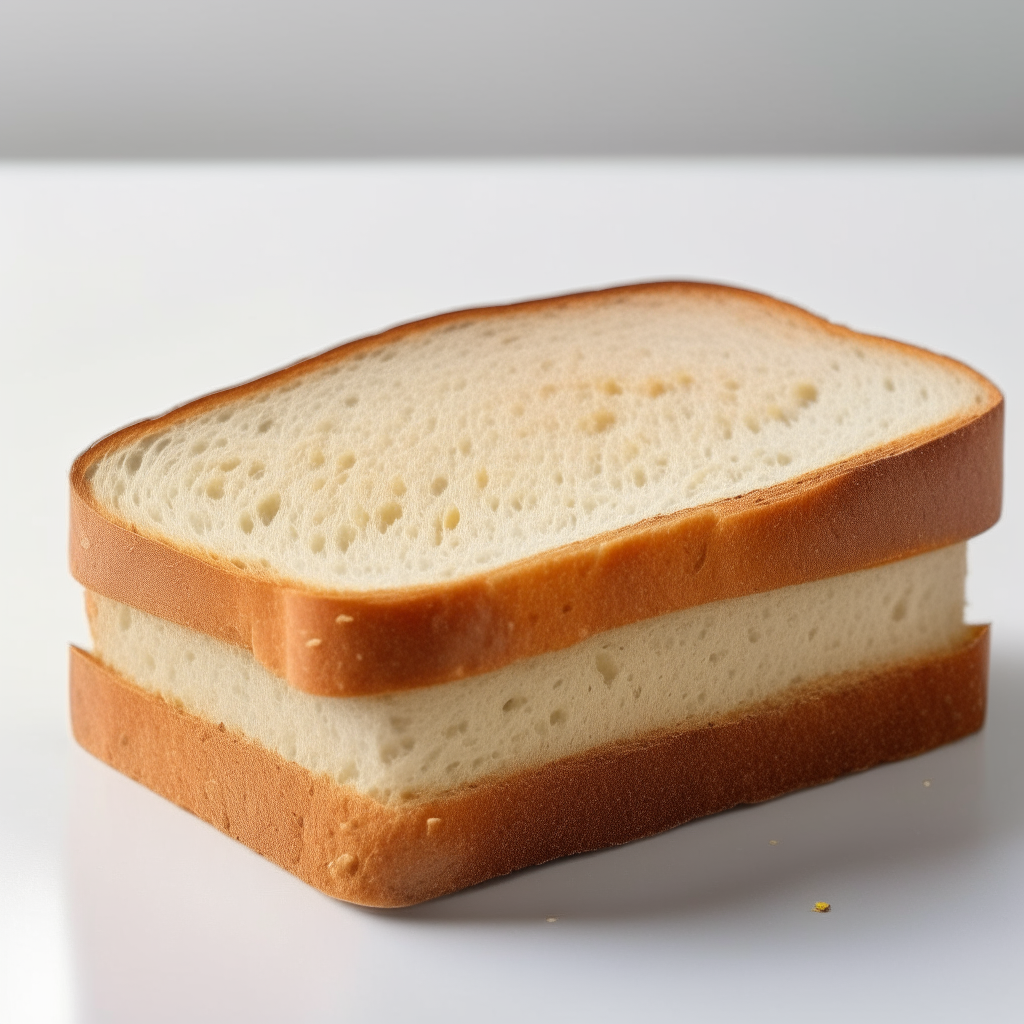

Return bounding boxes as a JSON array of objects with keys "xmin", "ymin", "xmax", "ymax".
[{"xmin": 1, "ymin": 161, "xmax": 1022, "ymax": 1023}]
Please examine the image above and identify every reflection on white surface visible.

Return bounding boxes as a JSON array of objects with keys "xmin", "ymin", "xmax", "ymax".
[
  {"xmin": 49, "ymin": 646, "xmax": 1022, "ymax": 1023},
  {"xmin": 0, "ymin": 736, "xmax": 75, "ymax": 1024},
  {"xmin": 0, "ymin": 858, "xmax": 75, "ymax": 1024}
]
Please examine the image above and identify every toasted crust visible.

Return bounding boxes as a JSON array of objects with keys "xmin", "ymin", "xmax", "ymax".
[
  {"xmin": 69, "ymin": 282, "xmax": 1003, "ymax": 697},
  {"xmin": 70, "ymin": 626, "xmax": 988, "ymax": 907}
]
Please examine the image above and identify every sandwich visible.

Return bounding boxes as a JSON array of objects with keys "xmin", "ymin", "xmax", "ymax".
[{"xmin": 68, "ymin": 282, "xmax": 1003, "ymax": 906}]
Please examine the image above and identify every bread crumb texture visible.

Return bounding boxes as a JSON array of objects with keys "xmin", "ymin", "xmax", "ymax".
[
  {"xmin": 90, "ymin": 544, "xmax": 966, "ymax": 804},
  {"xmin": 86, "ymin": 291, "xmax": 986, "ymax": 590}
]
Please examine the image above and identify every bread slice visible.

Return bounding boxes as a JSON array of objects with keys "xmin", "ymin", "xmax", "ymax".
[
  {"xmin": 85, "ymin": 545, "xmax": 969, "ymax": 803},
  {"xmin": 71, "ymin": 588, "xmax": 988, "ymax": 907},
  {"xmin": 69, "ymin": 283, "xmax": 1003, "ymax": 697}
]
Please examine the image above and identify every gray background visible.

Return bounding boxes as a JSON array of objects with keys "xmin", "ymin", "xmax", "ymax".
[{"xmin": 2, "ymin": 0, "xmax": 1022, "ymax": 158}]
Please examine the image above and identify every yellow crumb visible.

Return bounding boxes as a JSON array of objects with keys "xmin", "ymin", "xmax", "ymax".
[{"xmin": 813, "ymin": 902, "xmax": 831, "ymax": 913}]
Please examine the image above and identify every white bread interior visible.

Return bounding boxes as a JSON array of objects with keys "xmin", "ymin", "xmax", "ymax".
[
  {"xmin": 89, "ymin": 544, "xmax": 968, "ymax": 805},
  {"xmin": 85, "ymin": 290, "xmax": 988, "ymax": 590}
]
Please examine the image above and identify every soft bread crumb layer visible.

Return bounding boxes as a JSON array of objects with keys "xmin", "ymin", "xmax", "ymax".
[
  {"xmin": 85, "ymin": 289, "xmax": 987, "ymax": 590},
  {"xmin": 89, "ymin": 544, "xmax": 968, "ymax": 804}
]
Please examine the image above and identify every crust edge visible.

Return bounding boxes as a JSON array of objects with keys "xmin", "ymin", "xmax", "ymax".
[{"xmin": 70, "ymin": 626, "xmax": 988, "ymax": 908}]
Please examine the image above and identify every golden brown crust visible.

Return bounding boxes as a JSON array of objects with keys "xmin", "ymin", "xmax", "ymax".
[
  {"xmin": 70, "ymin": 626, "xmax": 988, "ymax": 907},
  {"xmin": 69, "ymin": 282, "xmax": 1003, "ymax": 697}
]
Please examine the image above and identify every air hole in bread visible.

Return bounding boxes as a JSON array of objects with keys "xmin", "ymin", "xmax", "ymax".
[{"xmin": 257, "ymin": 494, "xmax": 281, "ymax": 526}]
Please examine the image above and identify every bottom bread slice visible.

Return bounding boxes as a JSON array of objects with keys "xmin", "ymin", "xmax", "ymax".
[{"xmin": 70, "ymin": 626, "xmax": 988, "ymax": 908}]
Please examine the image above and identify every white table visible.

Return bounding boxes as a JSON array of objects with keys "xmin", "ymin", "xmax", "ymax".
[{"xmin": 2, "ymin": 161, "xmax": 1022, "ymax": 1023}]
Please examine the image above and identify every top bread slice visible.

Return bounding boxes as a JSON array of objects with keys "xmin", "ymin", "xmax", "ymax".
[{"xmin": 70, "ymin": 282, "xmax": 1003, "ymax": 697}]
